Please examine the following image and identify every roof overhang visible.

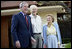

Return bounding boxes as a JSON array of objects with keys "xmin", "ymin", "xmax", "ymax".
[{"xmin": 1, "ymin": 5, "xmax": 65, "ymax": 16}]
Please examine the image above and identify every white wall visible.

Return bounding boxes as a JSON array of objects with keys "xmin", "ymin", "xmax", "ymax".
[{"xmin": 38, "ymin": 11, "xmax": 57, "ymax": 25}]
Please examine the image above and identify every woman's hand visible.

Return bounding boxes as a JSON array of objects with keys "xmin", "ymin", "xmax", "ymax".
[
  {"xmin": 58, "ymin": 42, "xmax": 61, "ymax": 48},
  {"xmin": 58, "ymin": 44, "xmax": 60, "ymax": 48}
]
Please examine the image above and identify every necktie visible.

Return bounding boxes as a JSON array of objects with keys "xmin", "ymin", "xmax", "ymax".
[{"xmin": 25, "ymin": 16, "xmax": 29, "ymax": 30}]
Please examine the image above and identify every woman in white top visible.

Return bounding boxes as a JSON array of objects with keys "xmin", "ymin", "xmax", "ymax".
[{"xmin": 29, "ymin": 5, "xmax": 43, "ymax": 48}]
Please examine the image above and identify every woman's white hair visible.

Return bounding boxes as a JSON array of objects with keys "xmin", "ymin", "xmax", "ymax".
[
  {"xmin": 19, "ymin": 1, "xmax": 28, "ymax": 8},
  {"xmin": 30, "ymin": 5, "xmax": 38, "ymax": 12}
]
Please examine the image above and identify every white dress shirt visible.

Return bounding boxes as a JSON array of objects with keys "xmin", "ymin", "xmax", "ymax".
[{"xmin": 29, "ymin": 14, "xmax": 42, "ymax": 34}]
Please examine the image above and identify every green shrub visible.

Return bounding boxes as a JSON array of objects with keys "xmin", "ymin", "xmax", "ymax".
[{"xmin": 65, "ymin": 42, "xmax": 71, "ymax": 48}]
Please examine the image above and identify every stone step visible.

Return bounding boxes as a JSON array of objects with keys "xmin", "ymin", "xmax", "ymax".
[{"xmin": 60, "ymin": 44, "xmax": 67, "ymax": 48}]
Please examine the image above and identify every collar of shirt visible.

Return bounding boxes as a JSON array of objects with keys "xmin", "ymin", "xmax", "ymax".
[
  {"xmin": 45, "ymin": 23, "xmax": 54, "ymax": 26},
  {"xmin": 20, "ymin": 11, "xmax": 25, "ymax": 18},
  {"xmin": 30, "ymin": 14, "xmax": 37, "ymax": 18}
]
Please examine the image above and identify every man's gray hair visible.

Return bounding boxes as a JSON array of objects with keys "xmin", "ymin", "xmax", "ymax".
[{"xmin": 19, "ymin": 1, "xmax": 28, "ymax": 8}]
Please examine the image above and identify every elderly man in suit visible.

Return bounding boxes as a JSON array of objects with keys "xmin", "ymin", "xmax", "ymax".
[{"xmin": 11, "ymin": 2, "xmax": 33, "ymax": 48}]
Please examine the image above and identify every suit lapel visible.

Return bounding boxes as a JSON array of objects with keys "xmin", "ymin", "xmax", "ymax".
[
  {"xmin": 19, "ymin": 12, "xmax": 30, "ymax": 30},
  {"xmin": 19, "ymin": 12, "xmax": 28, "ymax": 27}
]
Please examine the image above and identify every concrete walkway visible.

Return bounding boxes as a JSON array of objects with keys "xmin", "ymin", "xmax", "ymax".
[{"xmin": 60, "ymin": 44, "xmax": 67, "ymax": 48}]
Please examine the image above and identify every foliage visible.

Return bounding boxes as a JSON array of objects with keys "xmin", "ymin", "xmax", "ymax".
[{"xmin": 65, "ymin": 42, "xmax": 71, "ymax": 48}]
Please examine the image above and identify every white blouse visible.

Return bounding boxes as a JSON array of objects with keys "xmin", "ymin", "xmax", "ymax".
[{"xmin": 47, "ymin": 24, "xmax": 56, "ymax": 35}]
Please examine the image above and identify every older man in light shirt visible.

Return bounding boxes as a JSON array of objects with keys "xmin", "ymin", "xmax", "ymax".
[{"xmin": 29, "ymin": 5, "xmax": 43, "ymax": 48}]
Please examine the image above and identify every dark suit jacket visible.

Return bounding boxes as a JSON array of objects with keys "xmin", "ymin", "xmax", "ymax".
[{"xmin": 11, "ymin": 12, "xmax": 33, "ymax": 48}]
